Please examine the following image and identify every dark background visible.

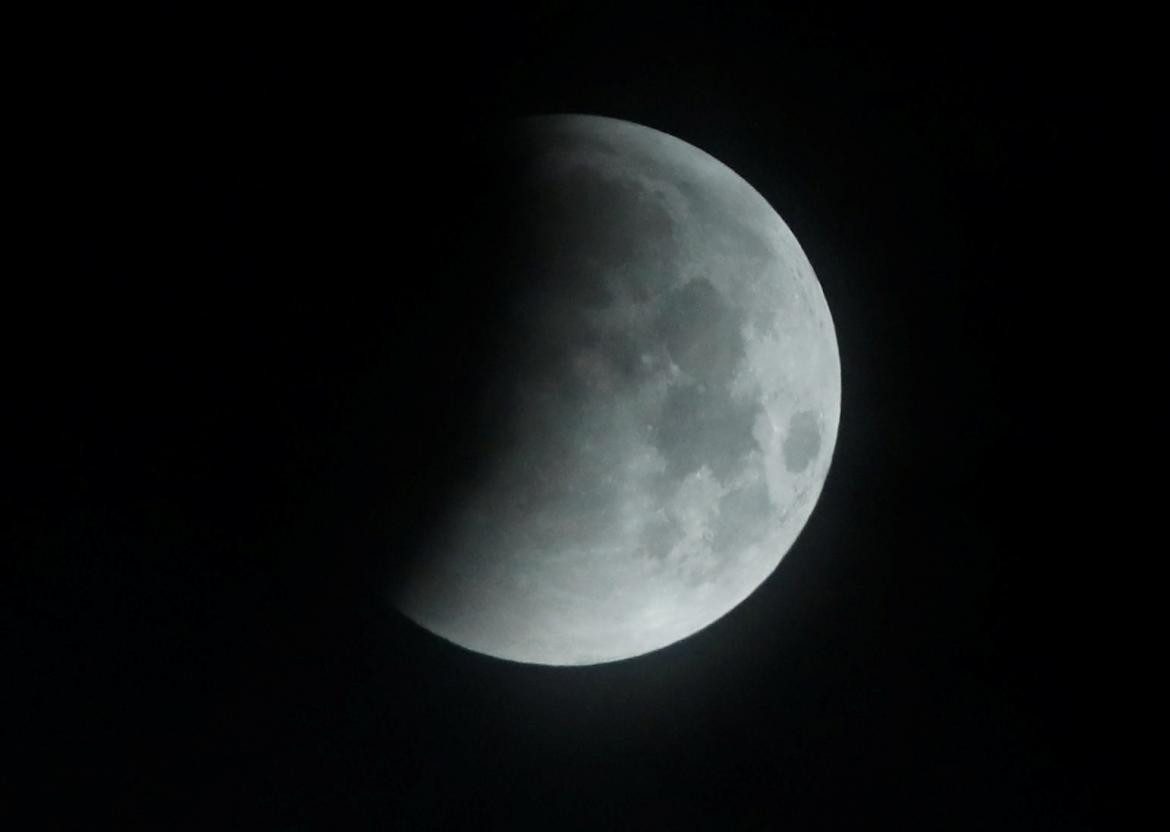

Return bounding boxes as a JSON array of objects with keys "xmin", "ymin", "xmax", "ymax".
[{"xmin": 14, "ymin": 3, "xmax": 1147, "ymax": 828}]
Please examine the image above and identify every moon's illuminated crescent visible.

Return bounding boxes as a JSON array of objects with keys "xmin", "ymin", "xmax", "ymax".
[{"xmin": 393, "ymin": 115, "xmax": 841, "ymax": 665}]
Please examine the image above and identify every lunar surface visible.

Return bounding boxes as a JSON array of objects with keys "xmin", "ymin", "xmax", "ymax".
[{"xmin": 393, "ymin": 115, "xmax": 840, "ymax": 665}]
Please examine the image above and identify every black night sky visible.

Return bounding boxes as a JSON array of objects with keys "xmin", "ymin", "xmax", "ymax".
[{"xmin": 16, "ymin": 4, "xmax": 1145, "ymax": 828}]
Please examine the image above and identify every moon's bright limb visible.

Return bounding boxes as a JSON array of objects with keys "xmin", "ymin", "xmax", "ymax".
[{"xmin": 393, "ymin": 115, "xmax": 841, "ymax": 665}]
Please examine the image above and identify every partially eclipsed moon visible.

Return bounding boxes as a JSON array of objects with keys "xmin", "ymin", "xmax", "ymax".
[{"xmin": 393, "ymin": 115, "xmax": 841, "ymax": 665}]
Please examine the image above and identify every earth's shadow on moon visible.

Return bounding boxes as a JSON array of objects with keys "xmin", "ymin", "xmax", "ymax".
[{"xmin": 336, "ymin": 126, "xmax": 544, "ymax": 612}]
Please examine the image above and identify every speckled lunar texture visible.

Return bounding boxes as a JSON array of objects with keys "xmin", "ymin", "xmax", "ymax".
[{"xmin": 394, "ymin": 115, "xmax": 840, "ymax": 664}]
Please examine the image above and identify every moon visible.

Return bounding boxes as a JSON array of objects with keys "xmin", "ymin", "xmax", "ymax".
[{"xmin": 392, "ymin": 114, "xmax": 840, "ymax": 665}]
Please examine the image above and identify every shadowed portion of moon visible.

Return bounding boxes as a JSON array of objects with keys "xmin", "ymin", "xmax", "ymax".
[{"xmin": 391, "ymin": 115, "xmax": 841, "ymax": 665}]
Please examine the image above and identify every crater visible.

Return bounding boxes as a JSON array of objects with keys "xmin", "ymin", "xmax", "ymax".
[{"xmin": 782, "ymin": 410, "xmax": 821, "ymax": 473}]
